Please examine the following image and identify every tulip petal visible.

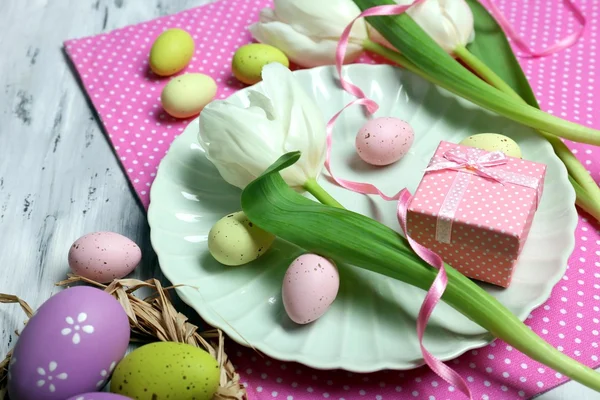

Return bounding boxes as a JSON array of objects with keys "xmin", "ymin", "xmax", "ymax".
[
  {"xmin": 260, "ymin": 64, "xmax": 327, "ymax": 184},
  {"xmin": 407, "ymin": 0, "xmax": 474, "ymax": 53},
  {"xmin": 249, "ymin": 20, "xmax": 364, "ymax": 68},
  {"xmin": 199, "ymin": 64, "xmax": 326, "ymax": 190},
  {"xmin": 368, "ymin": 0, "xmax": 475, "ymax": 54},
  {"xmin": 272, "ymin": 0, "xmax": 368, "ymax": 40}
]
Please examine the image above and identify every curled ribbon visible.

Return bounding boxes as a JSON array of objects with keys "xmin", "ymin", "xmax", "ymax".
[
  {"xmin": 326, "ymin": 0, "xmax": 572, "ymax": 395},
  {"xmin": 326, "ymin": 2, "xmax": 471, "ymax": 398},
  {"xmin": 480, "ymin": 0, "xmax": 586, "ymax": 58},
  {"xmin": 397, "ymin": 189, "xmax": 473, "ymax": 399}
]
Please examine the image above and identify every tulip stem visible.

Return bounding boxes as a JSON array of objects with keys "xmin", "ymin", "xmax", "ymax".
[
  {"xmin": 453, "ymin": 45, "xmax": 522, "ymax": 99},
  {"xmin": 454, "ymin": 45, "xmax": 600, "ymax": 223},
  {"xmin": 303, "ymin": 179, "xmax": 344, "ymax": 209},
  {"xmin": 569, "ymin": 176, "xmax": 600, "ymax": 222},
  {"xmin": 363, "ymin": 39, "xmax": 444, "ymax": 86}
]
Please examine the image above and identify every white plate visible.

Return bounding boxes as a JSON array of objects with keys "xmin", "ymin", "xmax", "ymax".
[{"xmin": 148, "ymin": 64, "xmax": 577, "ymax": 372}]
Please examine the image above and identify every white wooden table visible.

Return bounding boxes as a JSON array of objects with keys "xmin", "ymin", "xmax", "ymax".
[{"xmin": 0, "ymin": 0, "xmax": 597, "ymax": 398}]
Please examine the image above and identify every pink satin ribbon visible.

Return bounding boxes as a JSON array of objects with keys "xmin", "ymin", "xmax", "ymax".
[
  {"xmin": 397, "ymin": 189, "xmax": 473, "ymax": 399},
  {"xmin": 334, "ymin": 1, "xmax": 424, "ymax": 112},
  {"xmin": 326, "ymin": 3, "xmax": 472, "ymax": 398},
  {"xmin": 327, "ymin": 0, "xmax": 581, "ymax": 394},
  {"xmin": 325, "ymin": 105, "xmax": 473, "ymax": 399},
  {"xmin": 324, "ymin": 98, "xmax": 401, "ymax": 201},
  {"xmin": 326, "ymin": 1, "xmax": 428, "ymax": 197},
  {"xmin": 425, "ymin": 147, "xmax": 509, "ymax": 182},
  {"xmin": 480, "ymin": 0, "xmax": 586, "ymax": 58}
]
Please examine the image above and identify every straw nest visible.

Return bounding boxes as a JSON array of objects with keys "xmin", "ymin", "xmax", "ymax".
[{"xmin": 0, "ymin": 274, "xmax": 246, "ymax": 400}]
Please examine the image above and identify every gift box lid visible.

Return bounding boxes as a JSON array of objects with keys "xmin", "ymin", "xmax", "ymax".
[{"xmin": 407, "ymin": 141, "xmax": 546, "ymax": 246}]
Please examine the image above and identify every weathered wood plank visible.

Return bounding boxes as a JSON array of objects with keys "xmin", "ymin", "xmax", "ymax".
[{"xmin": 0, "ymin": 0, "xmax": 208, "ymax": 373}]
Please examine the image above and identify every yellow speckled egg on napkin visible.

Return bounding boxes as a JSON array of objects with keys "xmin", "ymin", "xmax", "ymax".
[
  {"xmin": 232, "ymin": 43, "xmax": 289, "ymax": 85},
  {"xmin": 160, "ymin": 73, "xmax": 217, "ymax": 118},
  {"xmin": 110, "ymin": 342, "xmax": 219, "ymax": 400},
  {"xmin": 149, "ymin": 28, "xmax": 195, "ymax": 76}
]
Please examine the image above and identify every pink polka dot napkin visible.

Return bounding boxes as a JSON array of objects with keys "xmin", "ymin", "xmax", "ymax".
[{"xmin": 64, "ymin": 0, "xmax": 600, "ymax": 399}]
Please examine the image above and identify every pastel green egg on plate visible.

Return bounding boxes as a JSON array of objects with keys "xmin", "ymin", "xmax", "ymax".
[{"xmin": 147, "ymin": 64, "xmax": 577, "ymax": 372}]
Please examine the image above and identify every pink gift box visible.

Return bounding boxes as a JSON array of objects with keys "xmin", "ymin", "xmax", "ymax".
[{"xmin": 406, "ymin": 141, "xmax": 546, "ymax": 287}]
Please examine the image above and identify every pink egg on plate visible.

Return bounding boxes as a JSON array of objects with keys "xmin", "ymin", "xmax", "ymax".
[
  {"xmin": 68, "ymin": 232, "xmax": 141, "ymax": 283},
  {"xmin": 282, "ymin": 254, "xmax": 340, "ymax": 324},
  {"xmin": 7, "ymin": 286, "xmax": 130, "ymax": 400},
  {"xmin": 66, "ymin": 393, "xmax": 132, "ymax": 400},
  {"xmin": 355, "ymin": 117, "xmax": 414, "ymax": 166}
]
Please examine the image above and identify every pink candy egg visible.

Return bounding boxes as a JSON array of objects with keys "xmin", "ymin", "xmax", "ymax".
[
  {"xmin": 355, "ymin": 117, "xmax": 414, "ymax": 166},
  {"xmin": 66, "ymin": 393, "xmax": 132, "ymax": 400},
  {"xmin": 7, "ymin": 286, "xmax": 130, "ymax": 400},
  {"xmin": 68, "ymin": 232, "xmax": 141, "ymax": 283},
  {"xmin": 282, "ymin": 254, "xmax": 340, "ymax": 324}
]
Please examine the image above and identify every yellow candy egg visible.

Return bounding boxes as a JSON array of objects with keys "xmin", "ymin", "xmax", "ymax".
[
  {"xmin": 459, "ymin": 133, "xmax": 522, "ymax": 158},
  {"xmin": 161, "ymin": 73, "xmax": 217, "ymax": 118},
  {"xmin": 149, "ymin": 28, "xmax": 195, "ymax": 76},
  {"xmin": 232, "ymin": 43, "xmax": 289, "ymax": 85},
  {"xmin": 208, "ymin": 211, "xmax": 275, "ymax": 266}
]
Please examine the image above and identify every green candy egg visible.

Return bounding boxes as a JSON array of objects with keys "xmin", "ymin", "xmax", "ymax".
[
  {"xmin": 149, "ymin": 28, "xmax": 195, "ymax": 77},
  {"xmin": 110, "ymin": 342, "xmax": 219, "ymax": 400},
  {"xmin": 232, "ymin": 43, "xmax": 289, "ymax": 85},
  {"xmin": 208, "ymin": 211, "xmax": 275, "ymax": 266},
  {"xmin": 459, "ymin": 133, "xmax": 522, "ymax": 158}
]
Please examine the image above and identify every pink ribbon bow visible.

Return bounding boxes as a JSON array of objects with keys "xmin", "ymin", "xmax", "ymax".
[{"xmin": 426, "ymin": 147, "xmax": 508, "ymax": 184}]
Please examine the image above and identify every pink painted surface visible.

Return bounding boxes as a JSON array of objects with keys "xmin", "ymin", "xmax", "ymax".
[
  {"xmin": 63, "ymin": 0, "xmax": 600, "ymax": 398},
  {"xmin": 407, "ymin": 141, "xmax": 546, "ymax": 287}
]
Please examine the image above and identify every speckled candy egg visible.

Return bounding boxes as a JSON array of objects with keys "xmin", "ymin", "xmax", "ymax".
[
  {"xmin": 66, "ymin": 393, "xmax": 132, "ymax": 400},
  {"xmin": 7, "ymin": 286, "xmax": 130, "ymax": 400},
  {"xmin": 355, "ymin": 117, "xmax": 414, "ymax": 166},
  {"xmin": 459, "ymin": 133, "xmax": 522, "ymax": 158},
  {"xmin": 208, "ymin": 211, "xmax": 275, "ymax": 266},
  {"xmin": 68, "ymin": 232, "xmax": 142, "ymax": 283},
  {"xmin": 232, "ymin": 43, "xmax": 289, "ymax": 85},
  {"xmin": 282, "ymin": 254, "xmax": 340, "ymax": 324},
  {"xmin": 110, "ymin": 342, "xmax": 220, "ymax": 400},
  {"xmin": 149, "ymin": 28, "xmax": 195, "ymax": 77},
  {"xmin": 160, "ymin": 73, "xmax": 217, "ymax": 119}
]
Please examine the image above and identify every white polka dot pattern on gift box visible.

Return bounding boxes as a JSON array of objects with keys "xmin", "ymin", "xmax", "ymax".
[
  {"xmin": 407, "ymin": 141, "xmax": 547, "ymax": 287},
  {"xmin": 63, "ymin": 0, "xmax": 599, "ymax": 399}
]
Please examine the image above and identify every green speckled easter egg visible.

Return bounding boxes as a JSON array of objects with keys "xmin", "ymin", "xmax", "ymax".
[
  {"xmin": 110, "ymin": 342, "xmax": 219, "ymax": 400},
  {"xmin": 459, "ymin": 133, "xmax": 522, "ymax": 158},
  {"xmin": 232, "ymin": 43, "xmax": 289, "ymax": 85}
]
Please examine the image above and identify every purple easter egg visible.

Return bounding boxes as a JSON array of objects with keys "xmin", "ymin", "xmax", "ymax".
[
  {"xmin": 66, "ymin": 393, "xmax": 133, "ymax": 400},
  {"xmin": 7, "ymin": 286, "xmax": 130, "ymax": 400}
]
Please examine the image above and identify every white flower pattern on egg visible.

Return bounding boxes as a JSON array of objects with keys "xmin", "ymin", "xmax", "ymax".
[
  {"xmin": 61, "ymin": 312, "xmax": 94, "ymax": 344},
  {"xmin": 96, "ymin": 360, "xmax": 117, "ymax": 388},
  {"xmin": 36, "ymin": 361, "xmax": 68, "ymax": 393}
]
